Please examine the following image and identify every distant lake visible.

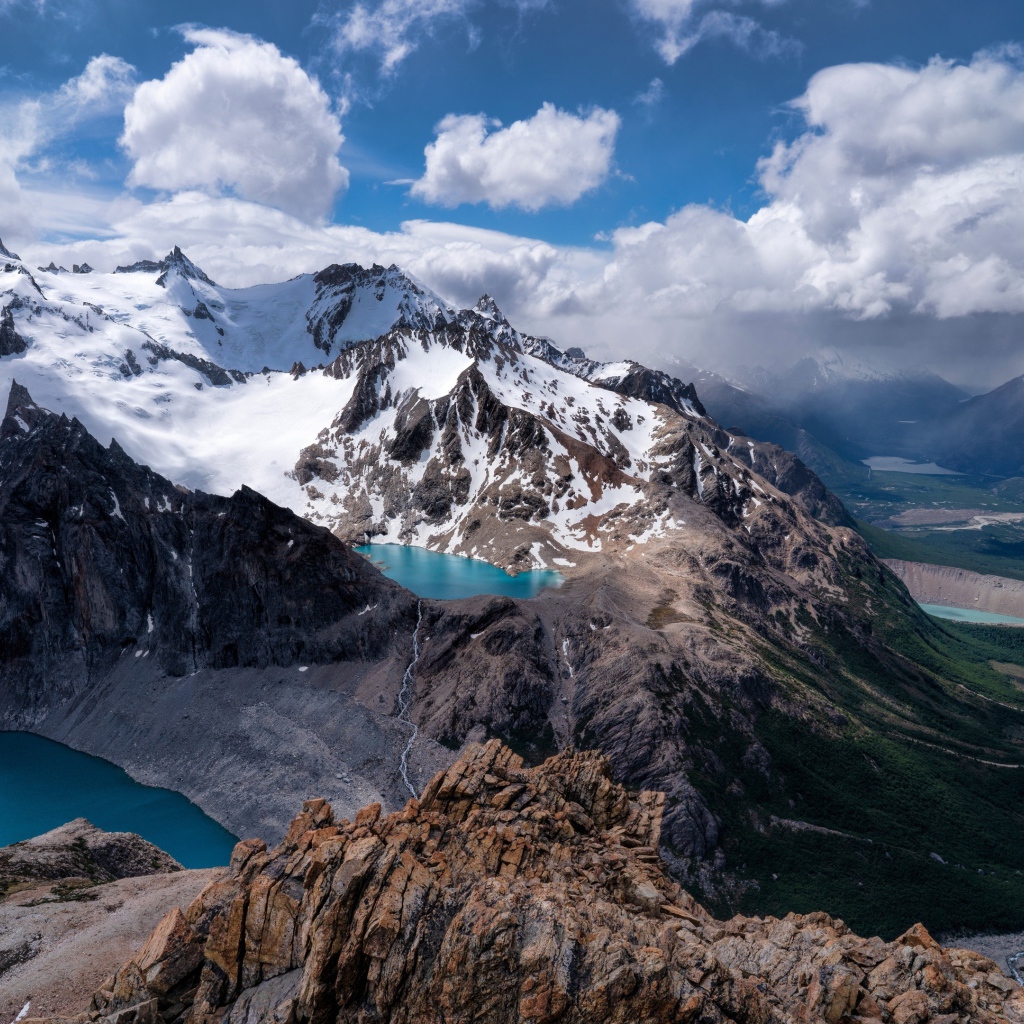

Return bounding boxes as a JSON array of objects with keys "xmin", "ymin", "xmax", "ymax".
[
  {"xmin": 356, "ymin": 544, "xmax": 562, "ymax": 600},
  {"xmin": 921, "ymin": 603, "xmax": 1024, "ymax": 626},
  {"xmin": 0, "ymin": 732, "xmax": 237, "ymax": 868},
  {"xmin": 863, "ymin": 456, "xmax": 960, "ymax": 476}
]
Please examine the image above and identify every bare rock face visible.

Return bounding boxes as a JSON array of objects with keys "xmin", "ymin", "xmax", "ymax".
[
  {"xmin": 0, "ymin": 819, "xmax": 181, "ymax": 902},
  {"xmin": 48, "ymin": 741, "xmax": 1024, "ymax": 1024},
  {"xmin": 0, "ymin": 382, "xmax": 415, "ymax": 714}
]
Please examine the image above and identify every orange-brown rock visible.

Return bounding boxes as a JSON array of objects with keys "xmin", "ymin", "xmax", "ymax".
[{"xmin": 42, "ymin": 741, "xmax": 1024, "ymax": 1024}]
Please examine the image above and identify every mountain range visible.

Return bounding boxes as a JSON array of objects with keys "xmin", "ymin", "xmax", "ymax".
[
  {"xmin": 3, "ymin": 242, "xmax": 1024, "ymax": 944},
  {"xmin": 664, "ymin": 346, "xmax": 1024, "ymax": 486},
  {"xmin": 0, "ymin": 243, "xmax": 845, "ymax": 571}
]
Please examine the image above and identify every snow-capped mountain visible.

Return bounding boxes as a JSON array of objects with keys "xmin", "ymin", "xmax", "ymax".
[{"xmin": 0, "ymin": 244, "xmax": 841, "ymax": 571}]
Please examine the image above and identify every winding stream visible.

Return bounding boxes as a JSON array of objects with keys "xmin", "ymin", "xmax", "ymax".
[{"xmin": 397, "ymin": 601, "xmax": 424, "ymax": 798}]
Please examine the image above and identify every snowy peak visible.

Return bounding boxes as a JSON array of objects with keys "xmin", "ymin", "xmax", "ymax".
[
  {"xmin": 0, "ymin": 237, "xmax": 20, "ymax": 261},
  {"xmin": 472, "ymin": 294, "xmax": 508, "ymax": 325},
  {"xmin": 307, "ymin": 263, "xmax": 456, "ymax": 357},
  {"xmin": 115, "ymin": 245, "xmax": 216, "ymax": 287}
]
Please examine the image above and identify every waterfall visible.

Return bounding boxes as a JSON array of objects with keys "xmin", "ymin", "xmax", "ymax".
[{"xmin": 397, "ymin": 600, "xmax": 423, "ymax": 798}]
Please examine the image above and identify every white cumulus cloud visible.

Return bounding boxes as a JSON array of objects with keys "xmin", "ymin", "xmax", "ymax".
[
  {"xmin": 410, "ymin": 103, "xmax": 620, "ymax": 212},
  {"xmin": 121, "ymin": 29, "xmax": 348, "ymax": 222},
  {"xmin": 12, "ymin": 51, "xmax": 1024, "ymax": 387}
]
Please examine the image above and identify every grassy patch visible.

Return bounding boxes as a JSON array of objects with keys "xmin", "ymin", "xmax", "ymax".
[
  {"xmin": 697, "ymin": 580, "xmax": 1024, "ymax": 939},
  {"xmin": 647, "ymin": 604, "xmax": 691, "ymax": 630}
]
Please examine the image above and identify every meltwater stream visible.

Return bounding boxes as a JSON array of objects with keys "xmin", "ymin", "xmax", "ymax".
[
  {"xmin": 397, "ymin": 601, "xmax": 424, "ymax": 798},
  {"xmin": 355, "ymin": 545, "xmax": 561, "ymax": 796}
]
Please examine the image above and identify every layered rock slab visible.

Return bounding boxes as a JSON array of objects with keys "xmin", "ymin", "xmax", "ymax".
[{"xmin": 46, "ymin": 741, "xmax": 1024, "ymax": 1024}]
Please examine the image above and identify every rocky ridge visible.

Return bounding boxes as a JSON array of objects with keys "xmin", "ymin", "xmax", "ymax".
[
  {"xmin": 40, "ymin": 741, "xmax": 1024, "ymax": 1024},
  {"xmin": 0, "ymin": 381, "xmax": 412, "ymax": 703},
  {"xmin": 0, "ymin": 247, "xmax": 845, "ymax": 572},
  {"xmin": 0, "ymin": 819, "xmax": 181, "ymax": 903}
]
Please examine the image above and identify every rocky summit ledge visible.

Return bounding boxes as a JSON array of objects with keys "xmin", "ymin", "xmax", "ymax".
[
  {"xmin": 31, "ymin": 741, "xmax": 1024, "ymax": 1024},
  {"xmin": 0, "ymin": 819, "xmax": 181, "ymax": 904}
]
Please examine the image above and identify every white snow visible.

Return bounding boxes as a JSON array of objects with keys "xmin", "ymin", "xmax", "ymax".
[{"xmin": 0, "ymin": 254, "xmax": 733, "ymax": 566}]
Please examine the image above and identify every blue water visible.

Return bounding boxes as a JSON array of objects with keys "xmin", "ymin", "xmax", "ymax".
[
  {"xmin": 355, "ymin": 544, "xmax": 562, "ymax": 600},
  {"xmin": 920, "ymin": 603, "xmax": 1024, "ymax": 626},
  {"xmin": 0, "ymin": 732, "xmax": 238, "ymax": 868}
]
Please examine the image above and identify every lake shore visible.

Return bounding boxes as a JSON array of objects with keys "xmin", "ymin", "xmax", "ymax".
[{"xmin": 885, "ymin": 559, "xmax": 1024, "ymax": 621}]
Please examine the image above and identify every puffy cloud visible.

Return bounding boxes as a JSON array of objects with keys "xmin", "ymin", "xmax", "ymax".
[
  {"xmin": 631, "ymin": 0, "xmax": 795, "ymax": 63},
  {"xmin": 121, "ymin": 29, "xmax": 347, "ymax": 222},
  {"xmin": 13, "ymin": 190, "xmax": 584, "ymax": 312},
  {"xmin": 410, "ymin": 103, "xmax": 620, "ymax": 211},
  {"xmin": 12, "ymin": 51, "xmax": 1024, "ymax": 388}
]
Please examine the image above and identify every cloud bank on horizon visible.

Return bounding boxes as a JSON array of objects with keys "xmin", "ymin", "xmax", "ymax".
[{"xmin": 1, "ymin": 0, "xmax": 1024, "ymax": 387}]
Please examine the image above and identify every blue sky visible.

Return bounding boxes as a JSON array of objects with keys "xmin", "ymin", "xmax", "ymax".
[{"xmin": 2, "ymin": 0, "xmax": 1024, "ymax": 385}]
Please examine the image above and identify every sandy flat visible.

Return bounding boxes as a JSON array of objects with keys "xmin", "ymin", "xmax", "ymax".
[{"xmin": 0, "ymin": 868, "xmax": 221, "ymax": 1021}]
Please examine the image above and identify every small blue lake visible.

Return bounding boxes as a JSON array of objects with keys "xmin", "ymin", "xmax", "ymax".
[
  {"xmin": 920, "ymin": 603, "xmax": 1024, "ymax": 626},
  {"xmin": 0, "ymin": 732, "xmax": 238, "ymax": 868},
  {"xmin": 355, "ymin": 544, "xmax": 562, "ymax": 600}
]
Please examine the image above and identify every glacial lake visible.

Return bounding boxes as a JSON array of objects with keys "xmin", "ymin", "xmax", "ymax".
[
  {"xmin": 920, "ymin": 603, "xmax": 1024, "ymax": 626},
  {"xmin": 0, "ymin": 732, "xmax": 238, "ymax": 868},
  {"xmin": 862, "ymin": 456, "xmax": 960, "ymax": 475},
  {"xmin": 355, "ymin": 544, "xmax": 562, "ymax": 600}
]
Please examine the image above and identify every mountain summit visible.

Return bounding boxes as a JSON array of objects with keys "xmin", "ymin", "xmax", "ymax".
[
  {"xmin": 115, "ymin": 244, "xmax": 217, "ymax": 287},
  {"xmin": 0, "ymin": 249, "xmax": 843, "ymax": 571}
]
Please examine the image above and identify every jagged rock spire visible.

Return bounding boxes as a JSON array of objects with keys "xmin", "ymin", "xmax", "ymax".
[
  {"xmin": 473, "ymin": 293, "xmax": 508, "ymax": 324},
  {"xmin": 2, "ymin": 381, "xmax": 50, "ymax": 438},
  {"xmin": 113, "ymin": 245, "xmax": 216, "ymax": 287},
  {"xmin": 160, "ymin": 245, "xmax": 216, "ymax": 286}
]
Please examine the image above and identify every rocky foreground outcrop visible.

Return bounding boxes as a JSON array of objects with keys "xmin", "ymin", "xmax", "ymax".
[
  {"xmin": 45, "ymin": 741, "xmax": 1023, "ymax": 1024},
  {"xmin": 0, "ymin": 821, "xmax": 218, "ymax": 1022}
]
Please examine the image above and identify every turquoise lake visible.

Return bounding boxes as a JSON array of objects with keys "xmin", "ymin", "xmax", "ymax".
[
  {"xmin": 0, "ymin": 732, "xmax": 238, "ymax": 868},
  {"xmin": 920, "ymin": 603, "xmax": 1024, "ymax": 626},
  {"xmin": 355, "ymin": 544, "xmax": 562, "ymax": 600}
]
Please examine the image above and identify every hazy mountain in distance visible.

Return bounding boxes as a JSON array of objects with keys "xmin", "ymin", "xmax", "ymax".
[{"xmin": 913, "ymin": 372, "xmax": 1024, "ymax": 478}]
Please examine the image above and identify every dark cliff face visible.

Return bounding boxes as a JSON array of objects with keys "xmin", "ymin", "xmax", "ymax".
[{"xmin": 0, "ymin": 383, "xmax": 415, "ymax": 713}]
